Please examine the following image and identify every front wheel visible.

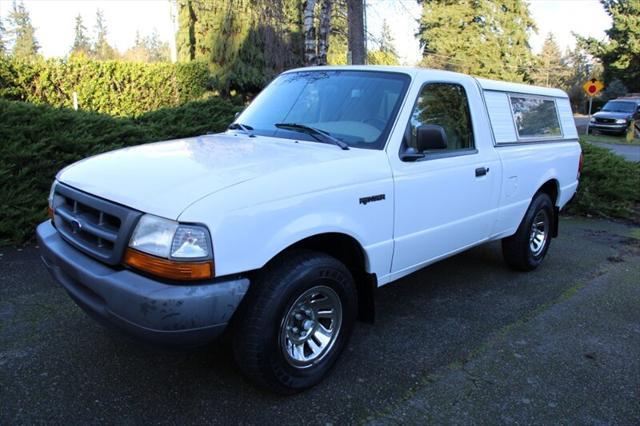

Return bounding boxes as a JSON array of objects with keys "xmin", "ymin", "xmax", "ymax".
[
  {"xmin": 232, "ymin": 250, "xmax": 357, "ymax": 394},
  {"xmin": 502, "ymin": 192, "xmax": 554, "ymax": 271}
]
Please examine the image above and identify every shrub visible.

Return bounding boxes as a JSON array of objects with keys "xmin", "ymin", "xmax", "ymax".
[
  {"xmin": 0, "ymin": 98, "xmax": 240, "ymax": 244},
  {"xmin": 0, "ymin": 56, "xmax": 213, "ymax": 117},
  {"xmin": 566, "ymin": 140, "xmax": 640, "ymax": 220}
]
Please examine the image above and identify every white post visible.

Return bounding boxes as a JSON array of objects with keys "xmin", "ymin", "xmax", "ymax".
[
  {"xmin": 585, "ymin": 97, "xmax": 592, "ymax": 136},
  {"xmin": 72, "ymin": 92, "xmax": 78, "ymax": 111}
]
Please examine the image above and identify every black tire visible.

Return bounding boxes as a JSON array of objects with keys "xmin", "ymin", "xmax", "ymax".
[
  {"xmin": 232, "ymin": 250, "xmax": 357, "ymax": 394},
  {"xmin": 502, "ymin": 192, "xmax": 554, "ymax": 271}
]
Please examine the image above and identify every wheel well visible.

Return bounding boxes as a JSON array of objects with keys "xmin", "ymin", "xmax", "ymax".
[
  {"xmin": 286, "ymin": 233, "xmax": 376, "ymax": 323},
  {"xmin": 538, "ymin": 179, "xmax": 559, "ymax": 206}
]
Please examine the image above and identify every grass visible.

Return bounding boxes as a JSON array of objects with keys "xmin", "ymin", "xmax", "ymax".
[
  {"xmin": 565, "ymin": 138, "xmax": 640, "ymax": 221},
  {"xmin": 583, "ymin": 132, "xmax": 640, "ymax": 146}
]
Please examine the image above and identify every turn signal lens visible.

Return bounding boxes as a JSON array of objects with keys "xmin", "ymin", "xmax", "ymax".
[{"xmin": 124, "ymin": 248, "xmax": 214, "ymax": 281}]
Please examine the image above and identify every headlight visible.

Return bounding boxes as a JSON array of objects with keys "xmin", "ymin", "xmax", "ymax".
[
  {"xmin": 126, "ymin": 214, "xmax": 214, "ymax": 280},
  {"xmin": 589, "ymin": 117, "xmax": 596, "ymax": 123},
  {"xmin": 129, "ymin": 215, "xmax": 179, "ymax": 258},
  {"xmin": 615, "ymin": 119, "xmax": 627, "ymax": 124}
]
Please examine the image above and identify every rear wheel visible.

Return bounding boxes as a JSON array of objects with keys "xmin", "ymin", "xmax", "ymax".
[
  {"xmin": 502, "ymin": 193, "xmax": 554, "ymax": 271},
  {"xmin": 232, "ymin": 250, "xmax": 357, "ymax": 394}
]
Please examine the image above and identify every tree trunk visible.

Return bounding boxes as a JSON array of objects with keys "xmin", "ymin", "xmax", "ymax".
[
  {"xmin": 317, "ymin": 0, "xmax": 333, "ymax": 65},
  {"xmin": 303, "ymin": 0, "xmax": 317, "ymax": 66},
  {"xmin": 347, "ymin": 0, "xmax": 365, "ymax": 65}
]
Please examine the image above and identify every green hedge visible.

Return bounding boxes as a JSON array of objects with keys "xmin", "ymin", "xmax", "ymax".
[
  {"xmin": 0, "ymin": 98, "xmax": 240, "ymax": 244},
  {"xmin": 0, "ymin": 57, "xmax": 213, "ymax": 117},
  {"xmin": 566, "ymin": 140, "xmax": 640, "ymax": 220}
]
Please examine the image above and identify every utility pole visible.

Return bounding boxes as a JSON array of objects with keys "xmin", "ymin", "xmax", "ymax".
[{"xmin": 347, "ymin": 0, "xmax": 365, "ymax": 65}]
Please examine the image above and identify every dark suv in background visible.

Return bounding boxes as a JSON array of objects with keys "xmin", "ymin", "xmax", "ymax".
[{"xmin": 589, "ymin": 97, "xmax": 640, "ymax": 136}]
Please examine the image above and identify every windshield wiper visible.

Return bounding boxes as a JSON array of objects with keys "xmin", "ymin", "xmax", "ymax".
[
  {"xmin": 275, "ymin": 123, "xmax": 349, "ymax": 150},
  {"xmin": 228, "ymin": 122, "xmax": 256, "ymax": 137}
]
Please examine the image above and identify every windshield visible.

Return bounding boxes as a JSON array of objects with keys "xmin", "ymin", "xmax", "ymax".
[
  {"xmin": 235, "ymin": 70, "xmax": 411, "ymax": 149},
  {"xmin": 602, "ymin": 101, "xmax": 636, "ymax": 113}
]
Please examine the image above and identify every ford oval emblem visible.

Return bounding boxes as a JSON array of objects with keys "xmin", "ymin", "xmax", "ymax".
[{"xmin": 70, "ymin": 218, "xmax": 83, "ymax": 233}]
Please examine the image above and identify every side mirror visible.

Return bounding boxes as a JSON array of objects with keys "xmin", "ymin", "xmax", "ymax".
[{"xmin": 416, "ymin": 124, "xmax": 447, "ymax": 151}]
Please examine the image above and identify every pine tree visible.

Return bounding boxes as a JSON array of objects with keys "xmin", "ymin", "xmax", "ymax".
[
  {"xmin": 577, "ymin": 0, "xmax": 640, "ymax": 92},
  {"xmin": 146, "ymin": 30, "xmax": 170, "ymax": 62},
  {"xmin": 7, "ymin": 0, "xmax": 39, "ymax": 59},
  {"xmin": 532, "ymin": 33, "xmax": 570, "ymax": 88},
  {"xmin": 417, "ymin": 0, "xmax": 537, "ymax": 82},
  {"xmin": 175, "ymin": 0, "xmax": 196, "ymax": 61},
  {"xmin": 327, "ymin": 0, "xmax": 349, "ymax": 65},
  {"xmin": 70, "ymin": 14, "xmax": 91, "ymax": 57},
  {"xmin": 175, "ymin": 0, "xmax": 306, "ymax": 95},
  {"xmin": 0, "ymin": 17, "xmax": 6, "ymax": 55},
  {"xmin": 124, "ymin": 29, "xmax": 170, "ymax": 62},
  {"xmin": 379, "ymin": 19, "xmax": 397, "ymax": 57},
  {"xmin": 93, "ymin": 9, "xmax": 117, "ymax": 60},
  {"xmin": 368, "ymin": 19, "xmax": 399, "ymax": 65},
  {"xmin": 563, "ymin": 45, "xmax": 602, "ymax": 113}
]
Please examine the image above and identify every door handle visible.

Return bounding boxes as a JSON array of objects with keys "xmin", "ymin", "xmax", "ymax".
[{"xmin": 475, "ymin": 167, "xmax": 489, "ymax": 177}]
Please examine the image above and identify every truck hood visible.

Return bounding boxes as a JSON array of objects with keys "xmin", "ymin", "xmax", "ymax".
[
  {"xmin": 593, "ymin": 111, "xmax": 632, "ymax": 120},
  {"xmin": 58, "ymin": 133, "xmax": 366, "ymax": 219}
]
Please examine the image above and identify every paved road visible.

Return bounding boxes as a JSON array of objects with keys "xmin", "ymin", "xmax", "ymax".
[
  {"xmin": 1, "ymin": 217, "xmax": 639, "ymax": 424},
  {"xmin": 591, "ymin": 142, "xmax": 640, "ymax": 162},
  {"xmin": 573, "ymin": 115, "xmax": 640, "ymax": 162}
]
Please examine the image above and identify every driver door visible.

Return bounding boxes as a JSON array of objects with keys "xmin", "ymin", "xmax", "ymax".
[{"xmin": 390, "ymin": 79, "xmax": 500, "ymax": 275}]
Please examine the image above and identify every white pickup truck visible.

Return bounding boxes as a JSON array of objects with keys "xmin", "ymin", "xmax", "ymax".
[{"xmin": 37, "ymin": 66, "xmax": 581, "ymax": 393}]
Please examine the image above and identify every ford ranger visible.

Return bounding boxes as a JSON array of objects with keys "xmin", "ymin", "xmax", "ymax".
[{"xmin": 37, "ymin": 66, "xmax": 582, "ymax": 393}]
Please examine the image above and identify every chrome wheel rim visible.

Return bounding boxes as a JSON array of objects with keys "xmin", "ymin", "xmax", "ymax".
[
  {"xmin": 529, "ymin": 210, "xmax": 549, "ymax": 256},
  {"xmin": 279, "ymin": 285, "xmax": 342, "ymax": 369}
]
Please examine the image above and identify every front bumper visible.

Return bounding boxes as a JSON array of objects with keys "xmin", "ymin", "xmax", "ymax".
[
  {"xmin": 37, "ymin": 221, "xmax": 249, "ymax": 346},
  {"xmin": 589, "ymin": 122, "xmax": 627, "ymax": 133}
]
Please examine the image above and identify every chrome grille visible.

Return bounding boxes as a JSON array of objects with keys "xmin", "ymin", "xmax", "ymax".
[
  {"xmin": 52, "ymin": 183, "xmax": 142, "ymax": 265},
  {"xmin": 595, "ymin": 117, "xmax": 616, "ymax": 124}
]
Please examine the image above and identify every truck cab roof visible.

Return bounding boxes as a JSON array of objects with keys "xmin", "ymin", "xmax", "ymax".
[{"xmin": 283, "ymin": 65, "xmax": 570, "ymax": 99}]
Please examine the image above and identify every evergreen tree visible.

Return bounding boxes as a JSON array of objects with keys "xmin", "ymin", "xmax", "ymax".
[
  {"xmin": 379, "ymin": 19, "xmax": 397, "ymax": 57},
  {"xmin": 601, "ymin": 79, "xmax": 628, "ymax": 100},
  {"xmin": 7, "ymin": 0, "xmax": 39, "ymax": 59},
  {"xmin": 145, "ymin": 29, "xmax": 170, "ymax": 62},
  {"xmin": 175, "ymin": 0, "xmax": 306, "ymax": 95},
  {"xmin": 93, "ymin": 9, "xmax": 117, "ymax": 60},
  {"xmin": 70, "ymin": 14, "xmax": 91, "ymax": 57},
  {"xmin": 327, "ymin": 0, "xmax": 349, "ymax": 65},
  {"xmin": 532, "ymin": 33, "xmax": 570, "ymax": 88},
  {"xmin": 175, "ymin": 0, "xmax": 196, "ymax": 61},
  {"xmin": 417, "ymin": 0, "xmax": 537, "ymax": 82},
  {"xmin": 0, "ymin": 17, "xmax": 6, "ymax": 56},
  {"xmin": 367, "ymin": 19, "xmax": 399, "ymax": 66},
  {"xmin": 563, "ymin": 45, "xmax": 602, "ymax": 113},
  {"xmin": 577, "ymin": 0, "xmax": 640, "ymax": 92},
  {"xmin": 124, "ymin": 29, "xmax": 170, "ymax": 62}
]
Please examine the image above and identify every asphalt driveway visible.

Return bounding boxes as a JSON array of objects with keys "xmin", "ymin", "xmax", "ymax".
[{"xmin": 1, "ymin": 217, "xmax": 639, "ymax": 424}]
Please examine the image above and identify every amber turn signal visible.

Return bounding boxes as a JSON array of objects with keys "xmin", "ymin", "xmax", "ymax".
[
  {"xmin": 48, "ymin": 206, "xmax": 54, "ymax": 220},
  {"xmin": 123, "ymin": 248, "xmax": 214, "ymax": 281}
]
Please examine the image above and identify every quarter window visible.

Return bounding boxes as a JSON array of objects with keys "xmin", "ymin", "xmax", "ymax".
[
  {"xmin": 509, "ymin": 96, "xmax": 562, "ymax": 139},
  {"xmin": 406, "ymin": 83, "xmax": 474, "ymax": 151}
]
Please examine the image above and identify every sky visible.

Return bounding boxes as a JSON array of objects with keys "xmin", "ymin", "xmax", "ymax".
[{"xmin": 0, "ymin": 0, "xmax": 612, "ymax": 66}]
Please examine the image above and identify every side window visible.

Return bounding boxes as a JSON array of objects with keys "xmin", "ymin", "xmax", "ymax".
[
  {"xmin": 509, "ymin": 96, "xmax": 561, "ymax": 139},
  {"xmin": 406, "ymin": 83, "xmax": 474, "ymax": 151}
]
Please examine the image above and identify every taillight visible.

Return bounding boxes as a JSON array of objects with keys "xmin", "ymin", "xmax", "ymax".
[{"xmin": 578, "ymin": 152, "xmax": 584, "ymax": 179}]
